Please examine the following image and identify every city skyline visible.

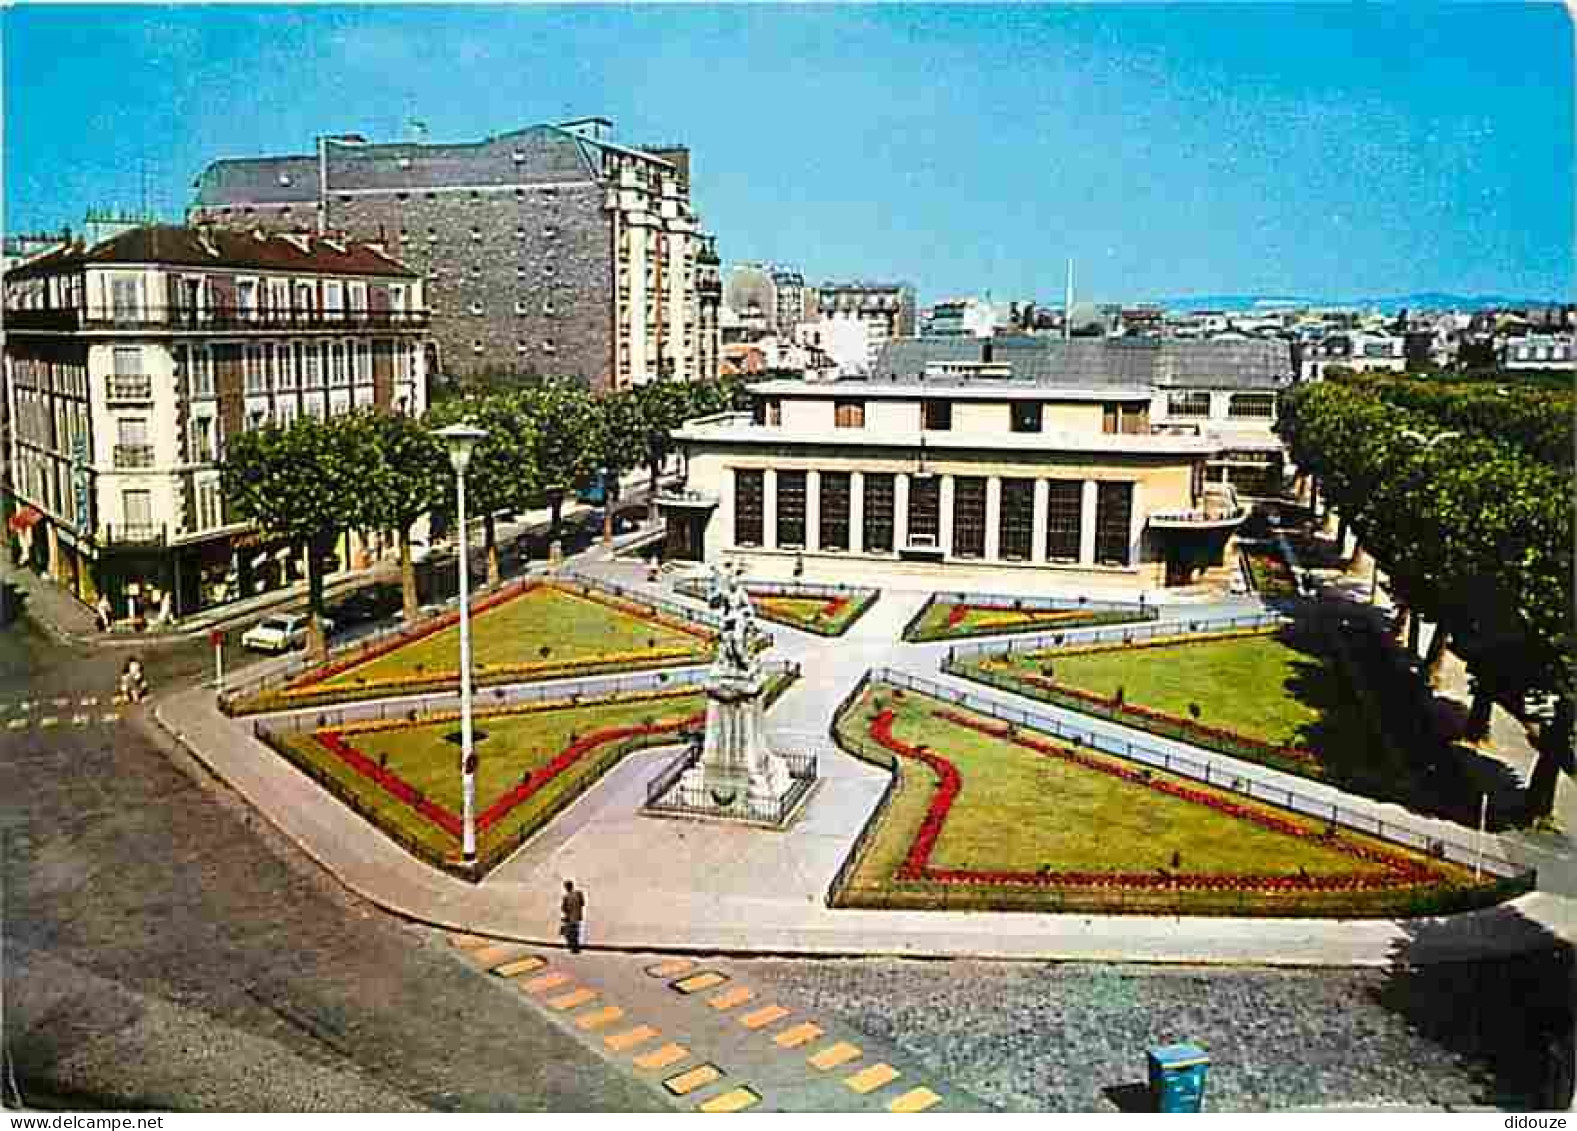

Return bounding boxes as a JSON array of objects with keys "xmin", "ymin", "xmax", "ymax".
[{"xmin": 4, "ymin": 3, "xmax": 1572, "ymax": 304}]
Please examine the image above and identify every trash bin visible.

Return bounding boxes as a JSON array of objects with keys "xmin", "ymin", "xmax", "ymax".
[{"xmin": 1147, "ymin": 1043, "xmax": 1210, "ymax": 1112}]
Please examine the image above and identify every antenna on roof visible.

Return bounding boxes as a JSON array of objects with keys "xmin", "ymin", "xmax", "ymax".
[{"xmin": 1064, "ymin": 258, "xmax": 1074, "ymax": 341}]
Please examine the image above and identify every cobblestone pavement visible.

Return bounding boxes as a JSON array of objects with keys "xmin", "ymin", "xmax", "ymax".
[
  {"xmin": 741, "ymin": 954, "xmax": 1571, "ymax": 1111},
  {"xmin": 2, "ymin": 618, "xmax": 663, "ymax": 1112}
]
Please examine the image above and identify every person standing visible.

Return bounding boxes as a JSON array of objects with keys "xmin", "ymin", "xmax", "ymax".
[
  {"xmin": 96, "ymin": 594, "xmax": 112, "ymax": 632},
  {"xmin": 560, "ymin": 879, "xmax": 585, "ymax": 953}
]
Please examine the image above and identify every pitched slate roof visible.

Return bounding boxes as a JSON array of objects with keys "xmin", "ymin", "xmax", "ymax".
[
  {"xmin": 5, "ymin": 225, "xmax": 418, "ymax": 281},
  {"xmin": 870, "ymin": 336, "xmax": 1293, "ymax": 389}
]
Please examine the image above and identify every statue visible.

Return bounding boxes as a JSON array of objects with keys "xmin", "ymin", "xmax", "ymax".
[{"xmin": 678, "ymin": 562, "xmax": 791, "ymax": 817}]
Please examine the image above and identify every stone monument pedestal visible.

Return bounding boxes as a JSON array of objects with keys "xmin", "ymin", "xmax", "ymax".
[{"xmin": 679, "ymin": 668, "xmax": 792, "ymax": 815}]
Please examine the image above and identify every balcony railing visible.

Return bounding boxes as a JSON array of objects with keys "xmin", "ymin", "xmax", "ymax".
[
  {"xmin": 1148, "ymin": 505, "xmax": 1248, "ymax": 530},
  {"xmin": 113, "ymin": 443, "xmax": 155, "ymax": 469},
  {"xmin": 5, "ymin": 306, "xmax": 431, "ymax": 333},
  {"xmin": 100, "ymin": 522, "xmax": 166, "ymax": 548},
  {"xmin": 105, "ymin": 374, "xmax": 153, "ymax": 401}
]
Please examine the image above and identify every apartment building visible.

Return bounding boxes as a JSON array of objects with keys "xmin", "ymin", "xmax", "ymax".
[
  {"xmin": 3, "ymin": 224, "xmax": 428, "ymax": 622},
  {"xmin": 662, "ymin": 335, "xmax": 1290, "ymax": 591},
  {"xmin": 816, "ymin": 281, "xmax": 916, "ymax": 370},
  {"xmin": 191, "ymin": 117, "xmax": 721, "ymax": 391}
]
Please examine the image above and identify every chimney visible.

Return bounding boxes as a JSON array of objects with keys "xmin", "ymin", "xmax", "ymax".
[{"xmin": 982, "ymin": 340, "xmax": 994, "ymax": 364}]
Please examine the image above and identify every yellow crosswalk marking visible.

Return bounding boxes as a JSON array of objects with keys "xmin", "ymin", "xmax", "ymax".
[
  {"xmin": 100, "ymin": 712, "xmax": 121, "ymax": 724},
  {"xmin": 576, "ymin": 1005, "xmax": 624, "ymax": 1031},
  {"xmin": 605, "ymin": 1025, "xmax": 659, "ymax": 1052},
  {"xmin": 492, "ymin": 955, "xmax": 547, "ymax": 977},
  {"xmin": 740, "ymin": 1004, "xmax": 790, "ymax": 1030},
  {"xmin": 71, "ymin": 715, "xmax": 90, "ymax": 726},
  {"xmin": 772, "ymin": 1023, "xmax": 823, "ymax": 1049},
  {"xmin": 520, "ymin": 971, "xmax": 571, "ymax": 995},
  {"xmin": 809, "ymin": 1042, "xmax": 862, "ymax": 1071},
  {"xmin": 547, "ymin": 987, "xmax": 598, "ymax": 1011},
  {"xmin": 7, "ymin": 719, "xmax": 27, "ymax": 731},
  {"xmin": 646, "ymin": 957, "xmax": 696, "ymax": 978},
  {"xmin": 470, "ymin": 943, "xmax": 527, "ymax": 967},
  {"xmin": 673, "ymin": 971, "xmax": 727, "ymax": 994},
  {"xmin": 38, "ymin": 717, "xmax": 58, "ymax": 728},
  {"xmin": 698, "ymin": 1086, "xmax": 760, "ymax": 1113},
  {"xmin": 708, "ymin": 985, "xmax": 755, "ymax": 1011},
  {"xmin": 888, "ymin": 1087, "xmax": 943, "ymax": 1113},
  {"xmin": 844, "ymin": 1063, "xmax": 899, "ymax": 1095},
  {"xmin": 79, "ymin": 697, "xmax": 98, "ymax": 707},
  {"xmin": 663, "ymin": 1064, "xmax": 722, "ymax": 1096},
  {"xmin": 449, "ymin": 933, "xmax": 493, "ymax": 950},
  {"xmin": 51, "ymin": 698, "xmax": 70, "ymax": 707},
  {"xmin": 634, "ymin": 1043, "xmax": 690, "ymax": 1071}
]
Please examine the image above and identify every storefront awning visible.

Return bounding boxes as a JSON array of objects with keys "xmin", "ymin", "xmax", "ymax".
[{"xmin": 8, "ymin": 506, "xmax": 42, "ymax": 533}]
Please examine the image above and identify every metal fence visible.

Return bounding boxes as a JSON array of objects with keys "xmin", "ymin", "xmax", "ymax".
[
  {"xmin": 943, "ymin": 609, "xmax": 1288, "ymax": 659},
  {"xmin": 253, "ymin": 659, "xmax": 802, "ymax": 737},
  {"xmin": 927, "ymin": 589, "xmax": 1154, "ymax": 615},
  {"xmin": 675, "ymin": 578, "xmax": 878, "ymax": 603},
  {"xmin": 869, "ymin": 666, "xmax": 1532, "ymax": 884},
  {"xmin": 644, "ymin": 749, "xmax": 819, "ymax": 826}
]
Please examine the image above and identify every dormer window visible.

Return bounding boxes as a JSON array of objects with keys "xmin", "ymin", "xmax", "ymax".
[
  {"xmin": 278, "ymin": 172, "xmax": 292, "ymax": 187},
  {"xmin": 470, "ymin": 227, "xmax": 482, "ymax": 242},
  {"xmin": 472, "ymin": 340, "xmax": 484, "ymax": 354},
  {"xmin": 397, "ymin": 156, "xmax": 411, "ymax": 169},
  {"xmin": 469, "ymin": 301, "xmax": 484, "ymax": 316},
  {"xmin": 515, "ymin": 299, "xmax": 528, "ymax": 315},
  {"xmin": 542, "ymin": 339, "xmax": 556, "ymax": 353},
  {"xmin": 513, "ymin": 151, "xmax": 526, "ymax": 164}
]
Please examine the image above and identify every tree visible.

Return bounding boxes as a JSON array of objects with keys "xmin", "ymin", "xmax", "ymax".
[
  {"xmin": 518, "ymin": 380, "xmax": 598, "ymax": 538},
  {"xmin": 427, "ymin": 393, "xmax": 539, "ymax": 588},
  {"xmin": 352, "ymin": 408, "xmax": 449, "ymax": 625},
  {"xmin": 220, "ymin": 414, "xmax": 374, "ymax": 660}
]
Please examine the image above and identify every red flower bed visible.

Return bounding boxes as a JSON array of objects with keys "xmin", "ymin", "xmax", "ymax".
[
  {"xmin": 863, "ymin": 703, "xmax": 1440, "ymax": 893},
  {"xmin": 313, "ymin": 709, "xmax": 704, "ymax": 843},
  {"xmin": 290, "ymin": 581, "xmax": 712, "ymax": 691},
  {"xmin": 1015, "ymin": 674, "xmax": 1321, "ymax": 766}
]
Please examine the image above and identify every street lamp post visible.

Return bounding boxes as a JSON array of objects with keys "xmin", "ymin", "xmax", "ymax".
[{"xmin": 436, "ymin": 422, "xmax": 488, "ymax": 866}]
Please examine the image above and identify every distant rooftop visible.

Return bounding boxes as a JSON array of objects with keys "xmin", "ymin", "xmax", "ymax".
[{"xmin": 870, "ymin": 336, "xmax": 1294, "ymax": 390}]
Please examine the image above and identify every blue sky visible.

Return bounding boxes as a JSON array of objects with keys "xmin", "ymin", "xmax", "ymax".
[{"xmin": 5, "ymin": 3, "xmax": 1572, "ymax": 303}]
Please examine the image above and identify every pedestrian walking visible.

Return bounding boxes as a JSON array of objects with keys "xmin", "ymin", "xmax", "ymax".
[
  {"xmin": 560, "ymin": 879, "xmax": 585, "ymax": 953},
  {"xmin": 96, "ymin": 594, "xmax": 112, "ymax": 632}
]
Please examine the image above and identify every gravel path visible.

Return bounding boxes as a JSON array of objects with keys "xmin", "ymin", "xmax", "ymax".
[{"xmin": 741, "ymin": 954, "xmax": 1569, "ymax": 1111}]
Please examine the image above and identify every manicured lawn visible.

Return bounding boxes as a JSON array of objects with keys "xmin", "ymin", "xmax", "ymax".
[
  {"xmin": 904, "ymin": 597, "xmax": 1150, "ymax": 642},
  {"xmin": 318, "ymin": 584, "xmax": 709, "ymax": 688},
  {"xmin": 995, "ymin": 633, "xmax": 1321, "ymax": 747},
  {"xmin": 273, "ymin": 689, "xmax": 707, "ymax": 871},
  {"xmin": 830, "ymin": 684, "xmax": 1486, "ymax": 916},
  {"xmin": 752, "ymin": 589, "xmax": 875, "ymax": 636}
]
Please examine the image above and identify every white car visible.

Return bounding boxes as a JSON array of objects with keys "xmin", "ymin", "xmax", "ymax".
[{"xmin": 241, "ymin": 612, "xmax": 335, "ymax": 653}]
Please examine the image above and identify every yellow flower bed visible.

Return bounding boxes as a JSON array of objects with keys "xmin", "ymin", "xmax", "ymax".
[
  {"xmin": 996, "ymin": 625, "xmax": 1278, "ymax": 662},
  {"xmin": 333, "ymin": 685, "xmax": 700, "ymax": 737}
]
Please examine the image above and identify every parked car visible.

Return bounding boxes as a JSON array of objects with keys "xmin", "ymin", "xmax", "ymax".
[{"xmin": 241, "ymin": 612, "xmax": 336, "ymax": 653}]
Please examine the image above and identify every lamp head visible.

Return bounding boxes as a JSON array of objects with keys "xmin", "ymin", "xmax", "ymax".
[{"xmin": 434, "ymin": 422, "xmax": 488, "ymax": 474}]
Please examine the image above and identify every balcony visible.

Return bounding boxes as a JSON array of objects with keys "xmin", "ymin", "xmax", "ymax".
[
  {"xmin": 105, "ymin": 374, "xmax": 153, "ymax": 402},
  {"xmin": 656, "ymin": 487, "xmax": 719, "ymax": 511},
  {"xmin": 5, "ymin": 306, "xmax": 431, "ymax": 334},
  {"xmin": 1148, "ymin": 505, "xmax": 1248, "ymax": 531},
  {"xmin": 113, "ymin": 443, "xmax": 155, "ymax": 469},
  {"xmin": 100, "ymin": 522, "xmax": 167, "ymax": 548}
]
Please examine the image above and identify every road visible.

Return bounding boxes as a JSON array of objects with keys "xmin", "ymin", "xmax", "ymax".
[{"xmin": 0, "ymin": 617, "xmax": 664, "ymax": 1111}]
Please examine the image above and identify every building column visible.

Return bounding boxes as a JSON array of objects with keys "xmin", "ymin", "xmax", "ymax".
[
  {"xmin": 46, "ymin": 521, "xmax": 62, "ymax": 582},
  {"xmin": 805, "ymin": 469, "xmax": 821, "ymax": 552},
  {"xmin": 939, "ymin": 475, "xmax": 955, "ymax": 556},
  {"xmin": 1079, "ymin": 479, "xmax": 1099, "ymax": 565},
  {"xmin": 984, "ymin": 475, "xmax": 1001, "ymax": 561},
  {"xmin": 1031, "ymin": 479, "xmax": 1049, "ymax": 564},
  {"xmin": 763, "ymin": 468, "xmax": 778, "ymax": 550},
  {"xmin": 849, "ymin": 470, "xmax": 865, "ymax": 554},
  {"xmin": 894, "ymin": 472, "xmax": 910, "ymax": 549}
]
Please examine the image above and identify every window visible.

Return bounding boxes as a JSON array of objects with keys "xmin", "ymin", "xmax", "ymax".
[
  {"xmin": 752, "ymin": 397, "xmax": 782, "ymax": 427},
  {"xmin": 907, "ymin": 475, "xmax": 940, "ymax": 545},
  {"xmin": 951, "ymin": 476, "xmax": 987, "ymax": 558},
  {"xmin": 1095, "ymin": 482, "xmax": 1134, "ymax": 566},
  {"xmin": 1000, "ymin": 478, "xmax": 1034, "ymax": 560},
  {"xmin": 190, "ymin": 417, "xmax": 214, "ymax": 462},
  {"xmin": 279, "ymin": 343, "xmax": 298, "ymax": 390},
  {"xmin": 863, "ymin": 472, "xmax": 895, "ymax": 553},
  {"xmin": 1010, "ymin": 402, "xmax": 1043, "ymax": 433},
  {"xmin": 776, "ymin": 470, "xmax": 807, "ymax": 548},
  {"xmin": 819, "ymin": 471, "xmax": 850, "ymax": 551},
  {"xmin": 1228, "ymin": 393, "xmax": 1276, "ymax": 419},
  {"xmin": 1103, "ymin": 402, "xmax": 1149, "ymax": 434},
  {"xmin": 834, "ymin": 400, "xmax": 865, "ymax": 429},
  {"xmin": 1045, "ymin": 480, "xmax": 1082, "ymax": 561},
  {"xmin": 1167, "ymin": 391, "xmax": 1212, "ymax": 418},
  {"xmin": 122, "ymin": 489, "xmax": 153, "ymax": 528},
  {"xmin": 921, "ymin": 399, "xmax": 952, "ymax": 431},
  {"xmin": 734, "ymin": 469, "xmax": 764, "ymax": 546},
  {"xmin": 191, "ymin": 347, "xmax": 215, "ymax": 397}
]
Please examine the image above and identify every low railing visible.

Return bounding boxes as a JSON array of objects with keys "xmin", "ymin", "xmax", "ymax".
[
  {"xmin": 105, "ymin": 374, "xmax": 153, "ymax": 401},
  {"xmin": 1148, "ymin": 505, "xmax": 1248, "ymax": 527},
  {"xmin": 888, "ymin": 665, "xmax": 1531, "ymax": 883},
  {"xmin": 113, "ymin": 443, "xmax": 155, "ymax": 469},
  {"xmin": 926, "ymin": 589, "xmax": 1152, "ymax": 616},
  {"xmin": 644, "ymin": 749, "xmax": 818, "ymax": 826},
  {"xmin": 99, "ymin": 522, "xmax": 166, "ymax": 548},
  {"xmin": 675, "ymin": 578, "xmax": 876, "ymax": 603},
  {"xmin": 942, "ymin": 609, "xmax": 1285, "ymax": 659},
  {"xmin": 5, "ymin": 306, "xmax": 431, "ymax": 333}
]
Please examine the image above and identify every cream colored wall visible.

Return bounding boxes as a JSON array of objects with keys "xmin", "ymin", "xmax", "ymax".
[
  {"xmin": 866, "ymin": 399, "xmax": 916, "ymax": 433},
  {"xmin": 1045, "ymin": 402, "xmax": 1105, "ymax": 431},
  {"xmin": 88, "ymin": 339, "xmax": 185, "ymax": 533}
]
